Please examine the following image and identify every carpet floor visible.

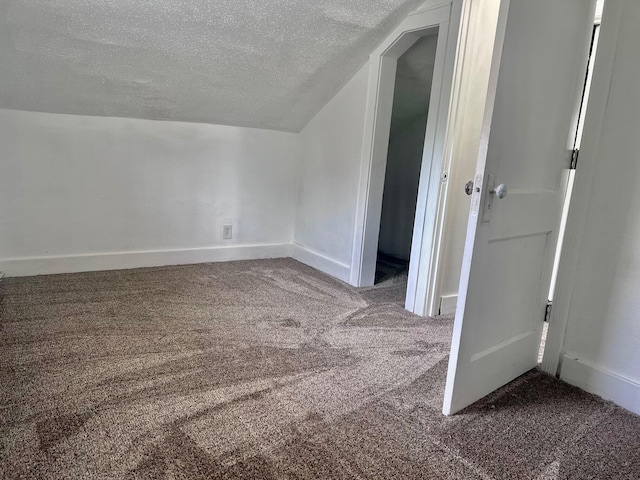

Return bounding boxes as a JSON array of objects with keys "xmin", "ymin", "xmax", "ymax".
[{"xmin": 1, "ymin": 258, "xmax": 639, "ymax": 479}]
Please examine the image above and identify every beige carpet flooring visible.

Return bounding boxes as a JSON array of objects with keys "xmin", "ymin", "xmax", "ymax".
[{"xmin": 1, "ymin": 258, "xmax": 639, "ymax": 479}]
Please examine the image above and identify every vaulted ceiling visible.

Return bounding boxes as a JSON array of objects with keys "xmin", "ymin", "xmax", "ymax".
[
  {"xmin": 0, "ymin": 0, "xmax": 425, "ymax": 132},
  {"xmin": 389, "ymin": 32, "xmax": 438, "ymax": 139}
]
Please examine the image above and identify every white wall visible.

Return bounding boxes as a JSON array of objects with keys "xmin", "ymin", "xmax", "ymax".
[
  {"xmin": 294, "ymin": 1, "xmax": 470, "ymax": 295},
  {"xmin": 292, "ymin": 64, "xmax": 370, "ymax": 280},
  {"xmin": 558, "ymin": 0, "xmax": 640, "ymax": 415},
  {"xmin": 0, "ymin": 109, "xmax": 298, "ymax": 276},
  {"xmin": 2, "ymin": 0, "xmax": 470, "ymax": 300},
  {"xmin": 378, "ymin": 116, "xmax": 428, "ymax": 260}
]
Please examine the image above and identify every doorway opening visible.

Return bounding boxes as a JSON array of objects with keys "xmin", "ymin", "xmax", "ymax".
[
  {"xmin": 351, "ymin": 2, "xmax": 460, "ymax": 317},
  {"xmin": 539, "ymin": 3, "xmax": 603, "ymax": 364},
  {"xmin": 375, "ymin": 33, "xmax": 439, "ymax": 297}
]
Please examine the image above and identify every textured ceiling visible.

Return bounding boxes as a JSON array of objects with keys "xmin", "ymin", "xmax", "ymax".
[{"xmin": 0, "ymin": 0, "xmax": 425, "ymax": 132}]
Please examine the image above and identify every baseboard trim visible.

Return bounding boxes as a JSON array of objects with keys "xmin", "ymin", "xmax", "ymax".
[
  {"xmin": 0, "ymin": 243, "xmax": 292, "ymax": 277},
  {"xmin": 439, "ymin": 294, "xmax": 458, "ymax": 315},
  {"xmin": 290, "ymin": 243, "xmax": 351, "ymax": 284},
  {"xmin": 560, "ymin": 355, "xmax": 640, "ymax": 415}
]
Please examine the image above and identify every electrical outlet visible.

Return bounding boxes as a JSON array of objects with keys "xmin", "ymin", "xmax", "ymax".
[{"xmin": 222, "ymin": 224, "xmax": 232, "ymax": 239}]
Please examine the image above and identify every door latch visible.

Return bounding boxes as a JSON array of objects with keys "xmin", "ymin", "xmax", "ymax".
[{"xmin": 465, "ymin": 180, "xmax": 474, "ymax": 196}]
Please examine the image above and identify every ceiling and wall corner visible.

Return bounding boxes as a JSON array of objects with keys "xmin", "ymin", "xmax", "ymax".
[
  {"xmin": 293, "ymin": 0, "xmax": 463, "ymax": 289},
  {"xmin": 0, "ymin": 0, "xmax": 425, "ymax": 132},
  {"xmin": 388, "ymin": 32, "xmax": 438, "ymax": 139}
]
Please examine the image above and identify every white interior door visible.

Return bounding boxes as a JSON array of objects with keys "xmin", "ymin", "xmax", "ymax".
[{"xmin": 443, "ymin": 0, "xmax": 596, "ymax": 415}]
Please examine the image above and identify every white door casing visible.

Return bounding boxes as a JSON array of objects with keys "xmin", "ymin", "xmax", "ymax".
[
  {"xmin": 443, "ymin": 0, "xmax": 596, "ymax": 415},
  {"xmin": 350, "ymin": 0, "xmax": 463, "ymax": 316}
]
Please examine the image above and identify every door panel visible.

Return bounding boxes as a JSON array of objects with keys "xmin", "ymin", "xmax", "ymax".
[
  {"xmin": 443, "ymin": 0, "xmax": 596, "ymax": 415},
  {"xmin": 469, "ymin": 234, "xmax": 549, "ymax": 357}
]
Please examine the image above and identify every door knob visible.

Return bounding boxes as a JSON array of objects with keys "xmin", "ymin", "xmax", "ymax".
[
  {"xmin": 464, "ymin": 180, "xmax": 474, "ymax": 196},
  {"xmin": 490, "ymin": 183, "xmax": 508, "ymax": 199}
]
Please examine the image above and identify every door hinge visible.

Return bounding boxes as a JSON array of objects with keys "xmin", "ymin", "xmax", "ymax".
[
  {"xmin": 544, "ymin": 301, "xmax": 552, "ymax": 323},
  {"xmin": 570, "ymin": 149, "xmax": 579, "ymax": 170}
]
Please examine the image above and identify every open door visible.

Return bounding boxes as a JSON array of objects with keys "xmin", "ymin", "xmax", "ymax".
[{"xmin": 443, "ymin": 0, "xmax": 596, "ymax": 415}]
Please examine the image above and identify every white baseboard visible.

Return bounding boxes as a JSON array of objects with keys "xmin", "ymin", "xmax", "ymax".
[
  {"xmin": 0, "ymin": 243, "xmax": 292, "ymax": 277},
  {"xmin": 290, "ymin": 242, "xmax": 351, "ymax": 284},
  {"xmin": 560, "ymin": 355, "xmax": 640, "ymax": 415},
  {"xmin": 439, "ymin": 294, "xmax": 458, "ymax": 315}
]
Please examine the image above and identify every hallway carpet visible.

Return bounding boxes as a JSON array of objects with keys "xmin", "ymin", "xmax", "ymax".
[{"xmin": 1, "ymin": 258, "xmax": 639, "ymax": 479}]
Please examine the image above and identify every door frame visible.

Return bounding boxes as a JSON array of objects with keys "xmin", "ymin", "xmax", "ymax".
[
  {"xmin": 541, "ymin": 0, "xmax": 620, "ymax": 376},
  {"xmin": 349, "ymin": 0, "xmax": 463, "ymax": 316}
]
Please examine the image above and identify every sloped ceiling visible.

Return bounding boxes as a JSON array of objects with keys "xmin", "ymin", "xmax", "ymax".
[
  {"xmin": 389, "ymin": 32, "xmax": 438, "ymax": 139},
  {"xmin": 0, "ymin": 0, "xmax": 425, "ymax": 132}
]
